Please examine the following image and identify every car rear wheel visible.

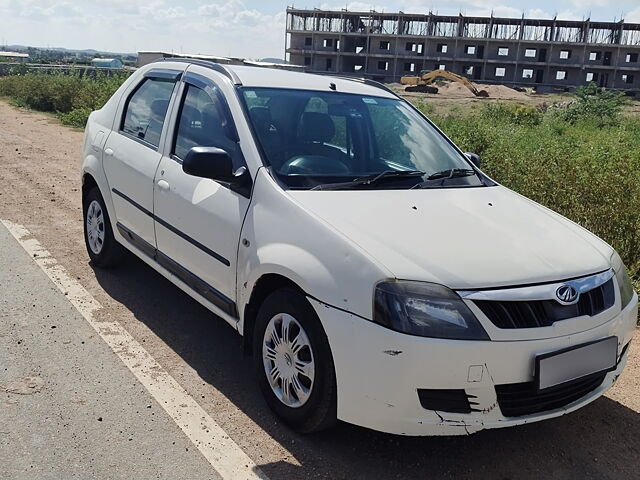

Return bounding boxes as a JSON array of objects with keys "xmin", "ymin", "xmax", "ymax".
[
  {"xmin": 253, "ymin": 288, "xmax": 337, "ymax": 433},
  {"xmin": 83, "ymin": 187, "xmax": 124, "ymax": 268}
]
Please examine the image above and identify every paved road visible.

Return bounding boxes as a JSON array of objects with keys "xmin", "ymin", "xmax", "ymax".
[
  {"xmin": 0, "ymin": 100, "xmax": 639, "ymax": 479},
  {"xmin": 0, "ymin": 222, "xmax": 222, "ymax": 479}
]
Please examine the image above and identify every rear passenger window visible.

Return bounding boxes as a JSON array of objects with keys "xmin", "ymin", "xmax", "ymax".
[
  {"xmin": 173, "ymin": 84, "xmax": 242, "ymax": 167},
  {"xmin": 121, "ymin": 78, "xmax": 176, "ymax": 148}
]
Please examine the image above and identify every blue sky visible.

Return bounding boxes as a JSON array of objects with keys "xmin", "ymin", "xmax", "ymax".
[{"xmin": 0, "ymin": 0, "xmax": 639, "ymax": 59}]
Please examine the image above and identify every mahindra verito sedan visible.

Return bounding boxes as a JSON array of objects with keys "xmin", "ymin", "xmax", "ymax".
[{"xmin": 80, "ymin": 59, "xmax": 637, "ymax": 435}]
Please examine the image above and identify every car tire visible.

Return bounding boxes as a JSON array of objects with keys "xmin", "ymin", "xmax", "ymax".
[
  {"xmin": 83, "ymin": 187, "xmax": 124, "ymax": 268},
  {"xmin": 253, "ymin": 288, "xmax": 337, "ymax": 433}
]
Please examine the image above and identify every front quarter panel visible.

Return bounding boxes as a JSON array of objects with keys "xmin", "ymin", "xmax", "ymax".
[{"xmin": 237, "ymin": 168, "xmax": 392, "ymax": 325}]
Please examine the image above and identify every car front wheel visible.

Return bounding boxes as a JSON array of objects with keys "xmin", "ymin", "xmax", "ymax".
[{"xmin": 253, "ymin": 288, "xmax": 337, "ymax": 433}]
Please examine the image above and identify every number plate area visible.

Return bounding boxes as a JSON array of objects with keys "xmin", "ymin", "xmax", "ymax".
[{"xmin": 536, "ymin": 336, "xmax": 618, "ymax": 391}]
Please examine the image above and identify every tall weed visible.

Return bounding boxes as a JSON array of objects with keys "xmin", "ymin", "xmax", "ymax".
[{"xmin": 430, "ymin": 102, "xmax": 640, "ymax": 291}]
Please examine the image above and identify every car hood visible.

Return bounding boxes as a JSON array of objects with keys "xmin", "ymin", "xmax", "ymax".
[{"xmin": 288, "ymin": 186, "xmax": 613, "ymax": 289}]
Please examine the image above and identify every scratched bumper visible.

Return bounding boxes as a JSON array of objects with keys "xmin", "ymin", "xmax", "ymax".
[{"xmin": 310, "ymin": 294, "xmax": 637, "ymax": 436}]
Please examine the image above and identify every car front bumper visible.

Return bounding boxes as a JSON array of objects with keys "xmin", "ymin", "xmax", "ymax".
[{"xmin": 309, "ymin": 293, "xmax": 638, "ymax": 436}]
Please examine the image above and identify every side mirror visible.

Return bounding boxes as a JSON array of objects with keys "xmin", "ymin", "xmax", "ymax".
[
  {"xmin": 464, "ymin": 152, "xmax": 481, "ymax": 168},
  {"xmin": 182, "ymin": 147, "xmax": 247, "ymax": 184}
]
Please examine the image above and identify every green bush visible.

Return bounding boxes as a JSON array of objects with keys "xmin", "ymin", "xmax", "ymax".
[
  {"xmin": 553, "ymin": 83, "xmax": 627, "ymax": 126},
  {"xmin": 427, "ymin": 105, "xmax": 640, "ymax": 294},
  {"xmin": 481, "ymin": 103, "xmax": 543, "ymax": 126},
  {"xmin": 0, "ymin": 70, "xmax": 129, "ymax": 126},
  {"xmin": 58, "ymin": 107, "xmax": 94, "ymax": 128}
]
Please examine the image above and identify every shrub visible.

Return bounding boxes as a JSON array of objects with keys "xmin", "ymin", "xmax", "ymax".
[
  {"xmin": 481, "ymin": 102, "xmax": 543, "ymax": 126},
  {"xmin": 58, "ymin": 107, "xmax": 94, "ymax": 128},
  {"xmin": 427, "ymin": 105, "xmax": 640, "ymax": 294},
  {"xmin": 553, "ymin": 83, "xmax": 627, "ymax": 126},
  {"xmin": 0, "ymin": 70, "xmax": 129, "ymax": 126}
]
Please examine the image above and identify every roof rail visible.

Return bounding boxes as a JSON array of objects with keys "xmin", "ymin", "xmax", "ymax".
[
  {"xmin": 158, "ymin": 57, "xmax": 242, "ymax": 85},
  {"xmin": 329, "ymin": 74, "xmax": 398, "ymax": 96}
]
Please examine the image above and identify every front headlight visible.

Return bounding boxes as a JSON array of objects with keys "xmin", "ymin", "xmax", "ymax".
[
  {"xmin": 373, "ymin": 280, "xmax": 489, "ymax": 340},
  {"xmin": 611, "ymin": 252, "xmax": 635, "ymax": 309}
]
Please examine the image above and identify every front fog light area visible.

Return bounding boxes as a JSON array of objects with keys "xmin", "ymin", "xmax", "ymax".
[{"xmin": 374, "ymin": 281, "xmax": 489, "ymax": 340}]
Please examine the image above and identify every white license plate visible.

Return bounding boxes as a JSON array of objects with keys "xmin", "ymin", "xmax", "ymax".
[{"xmin": 536, "ymin": 337, "xmax": 618, "ymax": 391}]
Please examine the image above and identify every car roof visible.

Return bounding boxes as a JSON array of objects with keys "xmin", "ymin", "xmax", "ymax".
[
  {"xmin": 154, "ymin": 59, "xmax": 398, "ymax": 99},
  {"xmin": 227, "ymin": 65, "xmax": 396, "ymax": 98}
]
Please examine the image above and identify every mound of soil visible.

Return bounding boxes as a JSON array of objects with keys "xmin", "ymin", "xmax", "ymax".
[{"xmin": 437, "ymin": 82, "xmax": 529, "ymax": 100}]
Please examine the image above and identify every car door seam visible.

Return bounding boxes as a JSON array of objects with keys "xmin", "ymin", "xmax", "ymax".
[{"xmin": 111, "ymin": 187, "xmax": 230, "ymax": 267}]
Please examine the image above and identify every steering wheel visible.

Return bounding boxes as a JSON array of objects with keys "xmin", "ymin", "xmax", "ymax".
[{"xmin": 279, "ymin": 155, "xmax": 351, "ymax": 175}]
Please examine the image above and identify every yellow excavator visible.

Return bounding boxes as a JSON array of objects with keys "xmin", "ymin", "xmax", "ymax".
[{"xmin": 400, "ymin": 69, "xmax": 489, "ymax": 97}]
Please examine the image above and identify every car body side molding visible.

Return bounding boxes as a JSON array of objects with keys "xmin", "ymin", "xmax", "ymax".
[
  {"xmin": 115, "ymin": 222, "xmax": 237, "ymax": 317},
  {"xmin": 112, "ymin": 188, "xmax": 231, "ymax": 267}
]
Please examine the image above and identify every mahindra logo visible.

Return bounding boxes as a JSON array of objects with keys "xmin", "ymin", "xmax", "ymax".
[{"xmin": 556, "ymin": 285, "xmax": 579, "ymax": 304}]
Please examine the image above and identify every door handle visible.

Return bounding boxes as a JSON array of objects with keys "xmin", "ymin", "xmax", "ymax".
[
  {"xmin": 104, "ymin": 148, "xmax": 114, "ymax": 157},
  {"xmin": 157, "ymin": 179, "xmax": 170, "ymax": 191}
]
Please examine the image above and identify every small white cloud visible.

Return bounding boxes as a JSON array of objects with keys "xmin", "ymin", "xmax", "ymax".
[
  {"xmin": 627, "ymin": 7, "xmax": 640, "ymax": 22},
  {"xmin": 556, "ymin": 9, "xmax": 583, "ymax": 20},
  {"xmin": 569, "ymin": 0, "xmax": 608, "ymax": 6},
  {"xmin": 319, "ymin": 2, "xmax": 389, "ymax": 12},
  {"xmin": 527, "ymin": 8, "xmax": 552, "ymax": 19}
]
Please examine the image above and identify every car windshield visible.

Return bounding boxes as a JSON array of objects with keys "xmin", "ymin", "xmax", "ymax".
[{"xmin": 240, "ymin": 87, "xmax": 485, "ymax": 190}]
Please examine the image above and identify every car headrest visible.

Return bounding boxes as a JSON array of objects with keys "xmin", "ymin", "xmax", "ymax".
[
  {"xmin": 201, "ymin": 102, "xmax": 222, "ymax": 127},
  {"xmin": 298, "ymin": 112, "xmax": 335, "ymax": 143},
  {"xmin": 250, "ymin": 106, "xmax": 272, "ymax": 129},
  {"xmin": 150, "ymin": 99, "xmax": 169, "ymax": 118},
  {"xmin": 180, "ymin": 105, "xmax": 201, "ymax": 127}
]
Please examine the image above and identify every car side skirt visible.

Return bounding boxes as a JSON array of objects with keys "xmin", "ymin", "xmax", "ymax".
[{"xmin": 115, "ymin": 222, "xmax": 238, "ymax": 318}]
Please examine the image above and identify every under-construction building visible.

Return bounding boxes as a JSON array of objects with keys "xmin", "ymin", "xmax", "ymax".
[{"xmin": 285, "ymin": 8, "xmax": 640, "ymax": 93}]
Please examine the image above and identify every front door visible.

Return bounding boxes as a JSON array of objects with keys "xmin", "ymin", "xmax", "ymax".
[
  {"xmin": 103, "ymin": 72, "xmax": 180, "ymax": 248},
  {"xmin": 153, "ymin": 73, "xmax": 250, "ymax": 317}
]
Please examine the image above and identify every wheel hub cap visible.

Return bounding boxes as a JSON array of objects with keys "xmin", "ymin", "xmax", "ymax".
[
  {"xmin": 86, "ymin": 200, "xmax": 105, "ymax": 255},
  {"xmin": 262, "ymin": 313, "xmax": 315, "ymax": 408}
]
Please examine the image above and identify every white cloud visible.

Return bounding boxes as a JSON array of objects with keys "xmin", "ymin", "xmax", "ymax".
[
  {"xmin": 627, "ymin": 7, "xmax": 640, "ymax": 22},
  {"xmin": 319, "ymin": 2, "xmax": 389, "ymax": 11},
  {"xmin": 570, "ymin": 0, "xmax": 608, "ymax": 6},
  {"xmin": 527, "ymin": 8, "xmax": 552, "ymax": 18}
]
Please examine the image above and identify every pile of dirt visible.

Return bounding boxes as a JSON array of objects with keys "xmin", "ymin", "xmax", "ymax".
[
  {"xmin": 436, "ymin": 81, "xmax": 530, "ymax": 100},
  {"xmin": 482, "ymin": 84, "xmax": 530, "ymax": 100}
]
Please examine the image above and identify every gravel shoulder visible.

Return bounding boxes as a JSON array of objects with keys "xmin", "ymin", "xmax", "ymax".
[{"xmin": 0, "ymin": 99, "xmax": 638, "ymax": 479}]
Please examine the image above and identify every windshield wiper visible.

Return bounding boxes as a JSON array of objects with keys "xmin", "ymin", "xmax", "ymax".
[
  {"xmin": 410, "ymin": 168, "xmax": 478, "ymax": 189},
  {"xmin": 426, "ymin": 168, "xmax": 477, "ymax": 180},
  {"xmin": 310, "ymin": 170, "xmax": 425, "ymax": 191}
]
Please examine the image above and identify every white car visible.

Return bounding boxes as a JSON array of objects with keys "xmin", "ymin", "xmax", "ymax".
[{"xmin": 81, "ymin": 60, "xmax": 637, "ymax": 436}]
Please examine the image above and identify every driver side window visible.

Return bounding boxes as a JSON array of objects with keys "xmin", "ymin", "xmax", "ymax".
[{"xmin": 173, "ymin": 83, "xmax": 242, "ymax": 168}]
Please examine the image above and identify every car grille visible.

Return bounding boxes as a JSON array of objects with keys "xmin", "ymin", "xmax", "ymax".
[
  {"xmin": 474, "ymin": 279, "xmax": 615, "ymax": 329},
  {"xmin": 495, "ymin": 372, "xmax": 607, "ymax": 417}
]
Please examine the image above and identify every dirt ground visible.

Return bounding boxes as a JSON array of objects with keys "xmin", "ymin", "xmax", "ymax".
[
  {"xmin": 0, "ymin": 99, "xmax": 638, "ymax": 479},
  {"xmin": 392, "ymin": 81, "xmax": 640, "ymax": 116}
]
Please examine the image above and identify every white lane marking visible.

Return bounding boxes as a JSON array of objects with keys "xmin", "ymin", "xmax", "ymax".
[{"xmin": 1, "ymin": 220, "xmax": 268, "ymax": 480}]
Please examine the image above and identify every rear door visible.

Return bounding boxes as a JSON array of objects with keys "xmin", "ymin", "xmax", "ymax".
[
  {"xmin": 153, "ymin": 71, "xmax": 250, "ymax": 317},
  {"xmin": 102, "ymin": 69, "xmax": 181, "ymax": 251}
]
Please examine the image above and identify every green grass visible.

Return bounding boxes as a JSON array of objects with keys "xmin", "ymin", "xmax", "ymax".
[{"xmin": 0, "ymin": 72, "xmax": 638, "ymax": 297}]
